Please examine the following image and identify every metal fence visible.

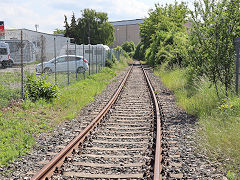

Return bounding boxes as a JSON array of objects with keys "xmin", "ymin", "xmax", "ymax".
[{"xmin": 0, "ymin": 30, "xmax": 121, "ymax": 106}]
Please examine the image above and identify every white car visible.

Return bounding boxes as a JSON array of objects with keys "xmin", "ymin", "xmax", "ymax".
[
  {"xmin": 36, "ymin": 55, "xmax": 89, "ymax": 73},
  {"xmin": 0, "ymin": 41, "xmax": 14, "ymax": 68}
]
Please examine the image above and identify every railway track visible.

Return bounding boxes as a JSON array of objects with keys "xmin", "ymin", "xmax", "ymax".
[{"xmin": 31, "ymin": 63, "xmax": 162, "ymax": 180}]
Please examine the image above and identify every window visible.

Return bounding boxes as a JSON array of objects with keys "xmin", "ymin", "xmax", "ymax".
[
  {"xmin": 66, "ymin": 56, "xmax": 82, "ymax": 61},
  {"xmin": 56, "ymin": 57, "xmax": 65, "ymax": 63}
]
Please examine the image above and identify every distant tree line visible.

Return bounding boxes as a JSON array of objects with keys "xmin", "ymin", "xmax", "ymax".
[{"xmin": 57, "ymin": 9, "xmax": 115, "ymax": 46}]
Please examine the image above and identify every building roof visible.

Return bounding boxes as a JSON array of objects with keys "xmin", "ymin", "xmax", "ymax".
[
  {"xmin": 5, "ymin": 28, "xmax": 57, "ymax": 36},
  {"xmin": 110, "ymin": 19, "xmax": 144, "ymax": 26}
]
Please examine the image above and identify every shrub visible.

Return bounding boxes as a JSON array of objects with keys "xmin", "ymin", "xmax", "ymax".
[
  {"xmin": 121, "ymin": 41, "xmax": 135, "ymax": 57},
  {"xmin": 133, "ymin": 42, "xmax": 146, "ymax": 60},
  {"xmin": 105, "ymin": 58, "xmax": 113, "ymax": 68},
  {"xmin": 121, "ymin": 41, "xmax": 135, "ymax": 53},
  {"xmin": 25, "ymin": 74, "xmax": 59, "ymax": 102}
]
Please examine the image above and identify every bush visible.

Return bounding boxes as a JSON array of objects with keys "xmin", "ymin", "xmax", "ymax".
[
  {"xmin": 121, "ymin": 41, "xmax": 135, "ymax": 57},
  {"xmin": 133, "ymin": 42, "xmax": 146, "ymax": 60},
  {"xmin": 25, "ymin": 74, "xmax": 59, "ymax": 102},
  {"xmin": 105, "ymin": 58, "xmax": 113, "ymax": 68},
  {"xmin": 121, "ymin": 41, "xmax": 135, "ymax": 53}
]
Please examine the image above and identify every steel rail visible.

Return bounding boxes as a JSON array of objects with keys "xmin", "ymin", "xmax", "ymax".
[
  {"xmin": 141, "ymin": 64, "xmax": 162, "ymax": 180},
  {"xmin": 31, "ymin": 65, "xmax": 133, "ymax": 180}
]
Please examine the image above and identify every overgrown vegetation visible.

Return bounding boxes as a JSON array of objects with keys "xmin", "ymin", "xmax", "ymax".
[
  {"xmin": 121, "ymin": 41, "xmax": 135, "ymax": 57},
  {"xmin": 0, "ymin": 57, "xmax": 129, "ymax": 166},
  {"xmin": 189, "ymin": 0, "xmax": 240, "ymax": 97},
  {"xmin": 155, "ymin": 65, "xmax": 240, "ymax": 176},
  {"xmin": 137, "ymin": 0, "xmax": 240, "ymax": 177}
]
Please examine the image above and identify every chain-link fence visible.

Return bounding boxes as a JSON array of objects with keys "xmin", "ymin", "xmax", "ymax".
[{"xmin": 0, "ymin": 30, "xmax": 121, "ymax": 107}]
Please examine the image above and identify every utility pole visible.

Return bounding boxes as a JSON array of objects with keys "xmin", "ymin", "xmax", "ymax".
[{"xmin": 35, "ymin": 24, "xmax": 39, "ymax": 32}]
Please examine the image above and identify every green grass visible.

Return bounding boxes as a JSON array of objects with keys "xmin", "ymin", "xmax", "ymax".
[
  {"xmin": 0, "ymin": 63, "xmax": 105, "ymax": 107},
  {"xmin": 0, "ymin": 57, "xmax": 129, "ymax": 166},
  {"xmin": 155, "ymin": 65, "xmax": 240, "ymax": 177},
  {"xmin": 0, "ymin": 72, "xmax": 21, "ymax": 107}
]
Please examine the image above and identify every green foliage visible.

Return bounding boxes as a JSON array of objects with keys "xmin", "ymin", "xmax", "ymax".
[
  {"xmin": 25, "ymin": 74, "xmax": 59, "ymax": 102},
  {"xmin": 121, "ymin": 41, "xmax": 135, "ymax": 57},
  {"xmin": 227, "ymin": 171, "xmax": 238, "ymax": 180},
  {"xmin": 133, "ymin": 42, "xmax": 145, "ymax": 60},
  {"xmin": 53, "ymin": 28, "xmax": 65, "ymax": 35},
  {"xmin": 155, "ymin": 65, "xmax": 240, "ymax": 176},
  {"xmin": 115, "ymin": 46, "xmax": 123, "ymax": 53},
  {"xmin": 64, "ymin": 9, "xmax": 114, "ymax": 45},
  {"xmin": 0, "ymin": 73, "xmax": 21, "ymax": 108},
  {"xmin": 188, "ymin": 0, "xmax": 240, "ymax": 97},
  {"xmin": 121, "ymin": 41, "xmax": 135, "ymax": 53},
  {"xmin": 139, "ymin": 2, "xmax": 189, "ymax": 67},
  {"xmin": 0, "ymin": 113, "xmax": 36, "ymax": 165},
  {"xmin": 105, "ymin": 58, "xmax": 113, "ymax": 68}
]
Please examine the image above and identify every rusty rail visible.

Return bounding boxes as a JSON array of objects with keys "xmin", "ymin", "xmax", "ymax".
[
  {"xmin": 141, "ymin": 64, "xmax": 162, "ymax": 180},
  {"xmin": 31, "ymin": 65, "xmax": 133, "ymax": 180},
  {"xmin": 31, "ymin": 63, "xmax": 162, "ymax": 180}
]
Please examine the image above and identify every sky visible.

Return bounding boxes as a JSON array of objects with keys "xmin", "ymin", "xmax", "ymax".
[{"xmin": 0, "ymin": 0, "xmax": 194, "ymax": 34}]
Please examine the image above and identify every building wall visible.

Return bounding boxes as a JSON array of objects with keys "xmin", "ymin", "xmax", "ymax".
[
  {"xmin": 5, "ymin": 29, "xmax": 69, "ymax": 62},
  {"xmin": 110, "ymin": 19, "xmax": 143, "ymax": 48}
]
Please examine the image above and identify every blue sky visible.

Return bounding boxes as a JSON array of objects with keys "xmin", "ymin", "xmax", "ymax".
[{"xmin": 0, "ymin": 0, "xmax": 194, "ymax": 34}]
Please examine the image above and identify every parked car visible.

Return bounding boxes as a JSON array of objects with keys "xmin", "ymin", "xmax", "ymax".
[
  {"xmin": 36, "ymin": 55, "xmax": 89, "ymax": 73},
  {"xmin": 0, "ymin": 41, "xmax": 14, "ymax": 68}
]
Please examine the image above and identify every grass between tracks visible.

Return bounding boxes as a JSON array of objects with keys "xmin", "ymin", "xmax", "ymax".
[
  {"xmin": 154, "ymin": 64, "xmax": 240, "ymax": 178},
  {"xmin": 0, "ymin": 57, "xmax": 130, "ymax": 166}
]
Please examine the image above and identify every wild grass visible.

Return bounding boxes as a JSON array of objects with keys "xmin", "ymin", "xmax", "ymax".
[
  {"xmin": 155, "ymin": 65, "xmax": 240, "ymax": 177},
  {"xmin": 0, "ymin": 58, "xmax": 129, "ymax": 166}
]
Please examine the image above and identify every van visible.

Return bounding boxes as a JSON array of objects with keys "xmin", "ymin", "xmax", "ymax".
[{"xmin": 0, "ymin": 41, "xmax": 13, "ymax": 68}]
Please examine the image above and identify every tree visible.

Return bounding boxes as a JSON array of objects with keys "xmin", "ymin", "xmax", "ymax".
[
  {"xmin": 63, "ymin": 9, "xmax": 114, "ymax": 46},
  {"xmin": 64, "ymin": 15, "xmax": 70, "ymax": 37},
  {"xmin": 188, "ymin": 0, "xmax": 240, "ymax": 96},
  {"xmin": 53, "ymin": 29, "xmax": 65, "ymax": 35},
  {"xmin": 139, "ymin": 2, "xmax": 189, "ymax": 66}
]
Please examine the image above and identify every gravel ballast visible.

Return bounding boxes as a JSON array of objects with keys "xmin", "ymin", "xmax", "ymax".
[{"xmin": 0, "ymin": 64, "xmax": 227, "ymax": 179}]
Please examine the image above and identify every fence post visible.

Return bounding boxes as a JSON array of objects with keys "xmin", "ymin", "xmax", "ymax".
[
  {"xmin": 20, "ymin": 30, "xmax": 24, "ymax": 99},
  {"xmin": 54, "ymin": 36, "xmax": 57, "ymax": 85},
  {"xmin": 89, "ymin": 44, "xmax": 91, "ymax": 76},
  {"xmin": 75, "ymin": 42, "xmax": 77, "ymax": 81},
  {"xmin": 103, "ymin": 48, "xmax": 105, "ymax": 67},
  {"xmin": 41, "ymin": 35, "xmax": 44, "ymax": 74},
  {"xmin": 83, "ymin": 44, "xmax": 85, "ymax": 79},
  {"xmin": 92, "ymin": 45, "xmax": 94, "ymax": 74},
  {"xmin": 95, "ymin": 45, "xmax": 98, "ymax": 74},
  {"xmin": 234, "ymin": 37, "xmax": 240, "ymax": 96},
  {"xmin": 67, "ymin": 40, "xmax": 69, "ymax": 85},
  {"xmin": 110, "ymin": 49, "xmax": 112, "ymax": 62}
]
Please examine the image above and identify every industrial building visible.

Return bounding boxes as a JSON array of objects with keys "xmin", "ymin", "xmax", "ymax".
[
  {"xmin": 3, "ymin": 29, "xmax": 69, "ymax": 63},
  {"xmin": 110, "ymin": 19, "xmax": 144, "ymax": 48}
]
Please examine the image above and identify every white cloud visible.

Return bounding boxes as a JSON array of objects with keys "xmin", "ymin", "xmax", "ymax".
[{"xmin": 109, "ymin": 0, "xmax": 150, "ymax": 20}]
